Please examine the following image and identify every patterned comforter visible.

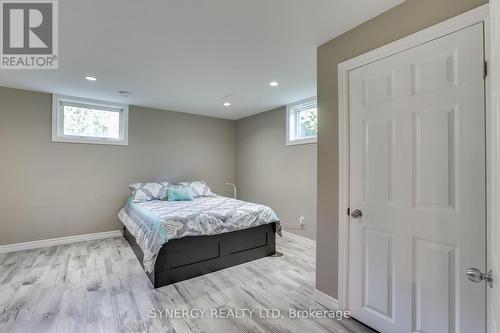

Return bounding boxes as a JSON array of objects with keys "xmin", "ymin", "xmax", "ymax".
[{"xmin": 118, "ymin": 196, "xmax": 281, "ymax": 272}]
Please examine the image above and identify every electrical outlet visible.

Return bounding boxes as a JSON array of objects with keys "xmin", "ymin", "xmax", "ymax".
[{"xmin": 284, "ymin": 217, "xmax": 306, "ymax": 230}]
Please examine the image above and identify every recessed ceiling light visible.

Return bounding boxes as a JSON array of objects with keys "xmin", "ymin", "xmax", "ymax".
[
  {"xmin": 118, "ymin": 90, "xmax": 131, "ymax": 97},
  {"xmin": 85, "ymin": 76, "xmax": 97, "ymax": 81},
  {"xmin": 223, "ymin": 102, "xmax": 231, "ymax": 107},
  {"xmin": 269, "ymin": 81, "xmax": 279, "ymax": 87}
]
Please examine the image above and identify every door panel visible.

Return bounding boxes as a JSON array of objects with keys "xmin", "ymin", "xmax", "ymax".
[
  {"xmin": 363, "ymin": 71, "xmax": 395, "ymax": 106},
  {"xmin": 410, "ymin": 51, "xmax": 458, "ymax": 95},
  {"xmin": 363, "ymin": 116, "xmax": 395, "ymax": 203},
  {"xmin": 412, "ymin": 239, "xmax": 458, "ymax": 333},
  {"xmin": 363, "ymin": 228, "xmax": 395, "ymax": 320},
  {"xmin": 412, "ymin": 107, "xmax": 457, "ymax": 209},
  {"xmin": 348, "ymin": 23, "xmax": 485, "ymax": 333}
]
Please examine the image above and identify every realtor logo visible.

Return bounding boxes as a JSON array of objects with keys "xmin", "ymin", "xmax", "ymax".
[{"xmin": 1, "ymin": 0, "xmax": 58, "ymax": 69}]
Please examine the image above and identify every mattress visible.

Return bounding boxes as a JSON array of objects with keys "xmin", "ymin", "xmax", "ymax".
[{"xmin": 118, "ymin": 196, "xmax": 280, "ymax": 272}]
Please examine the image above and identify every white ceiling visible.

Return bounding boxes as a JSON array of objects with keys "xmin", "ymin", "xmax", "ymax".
[{"xmin": 0, "ymin": 0, "xmax": 404, "ymax": 120}]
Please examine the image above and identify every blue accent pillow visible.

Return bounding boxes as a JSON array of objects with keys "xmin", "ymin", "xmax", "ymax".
[{"xmin": 167, "ymin": 187, "xmax": 194, "ymax": 201}]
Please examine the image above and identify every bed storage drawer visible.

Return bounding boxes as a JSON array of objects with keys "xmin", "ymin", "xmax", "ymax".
[
  {"xmin": 220, "ymin": 226, "xmax": 269, "ymax": 255},
  {"xmin": 165, "ymin": 244, "xmax": 220, "ymax": 269}
]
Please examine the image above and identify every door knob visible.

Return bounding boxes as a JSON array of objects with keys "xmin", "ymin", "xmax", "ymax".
[
  {"xmin": 466, "ymin": 268, "xmax": 493, "ymax": 288},
  {"xmin": 350, "ymin": 209, "xmax": 363, "ymax": 218}
]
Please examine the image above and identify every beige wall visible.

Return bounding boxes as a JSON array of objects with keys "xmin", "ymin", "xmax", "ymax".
[
  {"xmin": 0, "ymin": 86, "xmax": 235, "ymax": 245},
  {"xmin": 316, "ymin": 0, "xmax": 488, "ymax": 298},
  {"xmin": 236, "ymin": 107, "xmax": 317, "ymax": 240}
]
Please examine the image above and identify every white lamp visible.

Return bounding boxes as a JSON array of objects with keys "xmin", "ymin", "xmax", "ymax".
[{"xmin": 225, "ymin": 183, "xmax": 237, "ymax": 199}]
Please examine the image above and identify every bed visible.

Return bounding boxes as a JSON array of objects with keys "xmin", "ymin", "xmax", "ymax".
[{"xmin": 118, "ymin": 195, "xmax": 281, "ymax": 288}]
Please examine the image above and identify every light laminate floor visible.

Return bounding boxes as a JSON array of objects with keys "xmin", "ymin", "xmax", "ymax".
[{"xmin": 0, "ymin": 234, "xmax": 375, "ymax": 333}]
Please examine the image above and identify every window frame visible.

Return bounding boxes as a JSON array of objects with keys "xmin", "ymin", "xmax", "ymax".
[
  {"xmin": 52, "ymin": 94, "xmax": 129, "ymax": 146},
  {"xmin": 286, "ymin": 96, "xmax": 318, "ymax": 146}
]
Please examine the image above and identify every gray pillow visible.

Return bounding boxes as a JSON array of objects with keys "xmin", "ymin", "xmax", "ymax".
[
  {"xmin": 169, "ymin": 181, "xmax": 216, "ymax": 197},
  {"xmin": 129, "ymin": 182, "xmax": 170, "ymax": 202}
]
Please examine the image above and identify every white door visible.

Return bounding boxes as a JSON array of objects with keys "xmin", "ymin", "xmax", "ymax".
[{"xmin": 348, "ymin": 23, "xmax": 486, "ymax": 333}]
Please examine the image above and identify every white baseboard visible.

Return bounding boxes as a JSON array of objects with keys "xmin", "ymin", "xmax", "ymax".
[
  {"xmin": 314, "ymin": 289, "xmax": 339, "ymax": 310},
  {"xmin": 0, "ymin": 229, "xmax": 124, "ymax": 253},
  {"xmin": 281, "ymin": 230, "xmax": 316, "ymax": 246}
]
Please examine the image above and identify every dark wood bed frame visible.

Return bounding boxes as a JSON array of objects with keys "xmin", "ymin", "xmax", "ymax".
[{"xmin": 124, "ymin": 222, "xmax": 277, "ymax": 288}]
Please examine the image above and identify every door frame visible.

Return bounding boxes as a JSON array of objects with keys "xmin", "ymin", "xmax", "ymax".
[{"xmin": 337, "ymin": 3, "xmax": 492, "ymax": 322}]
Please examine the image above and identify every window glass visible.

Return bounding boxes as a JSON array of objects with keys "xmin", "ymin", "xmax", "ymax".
[
  {"xmin": 298, "ymin": 107, "xmax": 318, "ymax": 138},
  {"xmin": 63, "ymin": 105, "xmax": 120, "ymax": 139}
]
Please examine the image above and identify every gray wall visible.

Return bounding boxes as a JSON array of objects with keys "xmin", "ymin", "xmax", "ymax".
[
  {"xmin": 0, "ymin": 86, "xmax": 235, "ymax": 245},
  {"xmin": 316, "ymin": 0, "xmax": 488, "ymax": 298},
  {"xmin": 236, "ymin": 107, "xmax": 317, "ymax": 241}
]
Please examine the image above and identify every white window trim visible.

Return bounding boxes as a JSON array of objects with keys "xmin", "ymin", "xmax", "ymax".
[
  {"xmin": 286, "ymin": 96, "xmax": 318, "ymax": 145},
  {"xmin": 52, "ymin": 94, "xmax": 129, "ymax": 146}
]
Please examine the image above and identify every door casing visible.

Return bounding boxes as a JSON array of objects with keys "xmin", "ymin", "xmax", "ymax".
[{"xmin": 337, "ymin": 3, "xmax": 494, "ymax": 330}]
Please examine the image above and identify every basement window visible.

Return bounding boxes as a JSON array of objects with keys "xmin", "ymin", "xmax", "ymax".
[
  {"xmin": 52, "ymin": 94, "xmax": 129, "ymax": 145},
  {"xmin": 286, "ymin": 97, "xmax": 318, "ymax": 145}
]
